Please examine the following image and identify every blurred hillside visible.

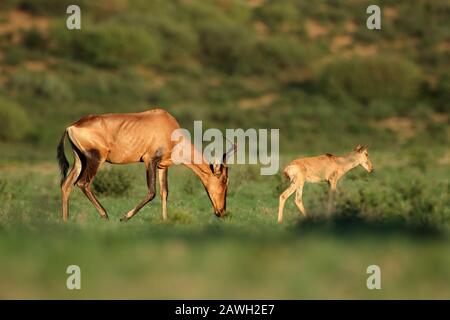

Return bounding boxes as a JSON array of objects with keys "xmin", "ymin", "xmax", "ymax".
[{"xmin": 0, "ymin": 0, "xmax": 448, "ymax": 159}]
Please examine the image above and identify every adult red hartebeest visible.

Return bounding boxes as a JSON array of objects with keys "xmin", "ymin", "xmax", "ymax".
[{"xmin": 57, "ymin": 108, "xmax": 235, "ymax": 222}]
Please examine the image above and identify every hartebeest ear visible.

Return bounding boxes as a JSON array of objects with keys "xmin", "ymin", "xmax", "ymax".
[{"xmin": 355, "ymin": 144, "xmax": 368, "ymax": 153}]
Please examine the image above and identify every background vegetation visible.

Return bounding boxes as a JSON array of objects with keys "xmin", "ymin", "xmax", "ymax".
[{"xmin": 0, "ymin": 0, "xmax": 448, "ymax": 298}]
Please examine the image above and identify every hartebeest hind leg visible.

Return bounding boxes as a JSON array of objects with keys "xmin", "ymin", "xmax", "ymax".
[
  {"xmin": 77, "ymin": 151, "xmax": 108, "ymax": 220},
  {"xmin": 120, "ymin": 155, "xmax": 160, "ymax": 222},
  {"xmin": 61, "ymin": 150, "xmax": 83, "ymax": 222},
  {"xmin": 278, "ymin": 183, "xmax": 298, "ymax": 224},
  {"xmin": 158, "ymin": 168, "xmax": 169, "ymax": 220}
]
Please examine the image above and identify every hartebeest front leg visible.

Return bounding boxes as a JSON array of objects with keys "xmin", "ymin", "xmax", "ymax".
[
  {"xmin": 120, "ymin": 156, "xmax": 158, "ymax": 222},
  {"xmin": 294, "ymin": 185, "xmax": 307, "ymax": 217},
  {"xmin": 327, "ymin": 178, "xmax": 338, "ymax": 214},
  {"xmin": 158, "ymin": 168, "xmax": 168, "ymax": 220}
]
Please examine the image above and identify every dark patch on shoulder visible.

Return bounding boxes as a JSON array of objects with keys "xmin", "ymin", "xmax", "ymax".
[
  {"xmin": 326, "ymin": 153, "xmax": 336, "ymax": 158},
  {"xmin": 154, "ymin": 147, "xmax": 164, "ymax": 158},
  {"xmin": 152, "ymin": 148, "xmax": 163, "ymax": 163},
  {"xmin": 87, "ymin": 149, "xmax": 101, "ymax": 161}
]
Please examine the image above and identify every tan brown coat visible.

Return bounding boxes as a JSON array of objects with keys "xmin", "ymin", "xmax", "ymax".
[
  {"xmin": 278, "ymin": 145, "xmax": 373, "ymax": 223},
  {"xmin": 57, "ymin": 108, "xmax": 233, "ymax": 222}
]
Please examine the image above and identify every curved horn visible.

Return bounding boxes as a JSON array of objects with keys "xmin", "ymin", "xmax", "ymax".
[{"xmin": 223, "ymin": 137, "xmax": 237, "ymax": 164}]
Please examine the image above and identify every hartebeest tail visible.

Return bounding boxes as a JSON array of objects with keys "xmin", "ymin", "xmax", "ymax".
[
  {"xmin": 277, "ymin": 145, "xmax": 373, "ymax": 223},
  {"xmin": 57, "ymin": 131, "xmax": 69, "ymax": 187},
  {"xmin": 57, "ymin": 108, "xmax": 235, "ymax": 222}
]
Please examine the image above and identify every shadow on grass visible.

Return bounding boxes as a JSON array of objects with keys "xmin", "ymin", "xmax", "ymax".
[{"xmin": 294, "ymin": 207, "xmax": 444, "ymax": 239}]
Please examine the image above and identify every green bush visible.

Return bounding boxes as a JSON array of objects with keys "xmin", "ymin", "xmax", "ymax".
[
  {"xmin": 0, "ymin": 178, "xmax": 7, "ymax": 196},
  {"xmin": 52, "ymin": 24, "xmax": 161, "ymax": 68},
  {"xmin": 92, "ymin": 168, "xmax": 133, "ymax": 197},
  {"xmin": 2, "ymin": 47, "xmax": 26, "ymax": 66},
  {"xmin": 14, "ymin": 0, "xmax": 93, "ymax": 15},
  {"xmin": 334, "ymin": 170, "xmax": 450, "ymax": 231},
  {"xmin": 248, "ymin": 37, "xmax": 311, "ymax": 74},
  {"xmin": 181, "ymin": 173, "xmax": 197, "ymax": 196},
  {"xmin": 196, "ymin": 19, "xmax": 255, "ymax": 74},
  {"xmin": 227, "ymin": 165, "xmax": 263, "ymax": 197},
  {"xmin": 7, "ymin": 71, "xmax": 72, "ymax": 100},
  {"xmin": 0, "ymin": 95, "xmax": 32, "ymax": 141},
  {"xmin": 150, "ymin": 18, "xmax": 198, "ymax": 63},
  {"xmin": 320, "ymin": 55, "xmax": 422, "ymax": 105},
  {"xmin": 22, "ymin": 27, "xmax": 48, "ymax": 50},
  {"xmin": 435, "ymin": 74, "xmax": 450, "ymax": 112},
  {"xmin": 254, "ymin": 1, "xmax": 300, "ymax": 32},
  {"xmin": 70, "ymin": 69, "xmax": 146, "ymax": 105}
]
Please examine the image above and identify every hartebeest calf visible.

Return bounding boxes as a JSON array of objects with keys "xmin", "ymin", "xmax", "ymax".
[
  {"xmin": 278, "ymin": 145, "xmax": 373, "ymax": 223},
  {"xmin": 57, "ymin": 108, "xmax": 235, "ymax": 222}
]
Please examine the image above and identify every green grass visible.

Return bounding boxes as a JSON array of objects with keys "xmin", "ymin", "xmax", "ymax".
[
  {"xmin": 0, "ymin": 150, "xmax": 449, "ymax": 299},
  {"xmin": 0, "ymin": 0, "xmax": 448, "ymax": 299},
  {"xmin": 1, "ymin": 228, "xmax": 449, "ymax": 299}
]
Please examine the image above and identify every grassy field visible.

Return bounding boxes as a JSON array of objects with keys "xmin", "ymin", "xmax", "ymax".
[
  {"xmin": 0, "ymin": 150, "xmax": 449, "ymax": 299},
  {"xmin": 0, "ymin": 0, "xmax": 449, "ymax": 299}
]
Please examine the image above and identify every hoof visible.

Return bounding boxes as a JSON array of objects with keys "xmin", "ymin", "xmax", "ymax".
[
  {"xmin": 120, "ymin": 216, "xmax": 128, "ymax": 222},
  {"xmin": 101, "ymin": 215, "xmax": 109, "ymax": 221}
]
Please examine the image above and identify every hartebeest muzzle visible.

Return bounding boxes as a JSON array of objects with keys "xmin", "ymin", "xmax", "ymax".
[{"xmin": 215, "ymin": 208, "xmax": 225, "ymax": 218}]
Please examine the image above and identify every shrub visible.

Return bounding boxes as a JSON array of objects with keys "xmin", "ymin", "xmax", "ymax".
[
  {"xmin": 15, "ymin": 0, "xmax": 93, "ymax": 15},
  {"xmin": 22, "ymin": 27, "xmax": 48, "ymax": 50},
  {"xmin": 7, "ymin": 71, "xmax": 72, "ymax": 101},
  {"xmin": 435, "ymin": 74, "xmax": 450, "ymax": 112},
  {"xmin": 0, "ymin": 95, "xmax": 33, "ymax": 141},
  {"xmin": 181, "ymin": 172, "xmax": 200, "ymax": 196},
  {"xmin": 254, "ymin": 1, "xmax": 300, "ymax": 32},
  {"xmin": 320, "ymin": 55, "xmax": 422, "ymax": 105},
  {"xmin": 150, "ymin": 18, "xmax": 198, "ymax": 63},
  {"xmin": 196, "ymin": 19, "xmax": 255, "ymax": 74},
  {"xmin": 248, "ymin": 36, "xmax": 311, "ymax": 74},
  {"xmin": 2, "ymin": 47, "xmax": 26, "ymax": 66},
  {"xmin": 71, "ymin": 69, "xmax": 146, "ymax": 105},
  {"xmin": 227, "ymin": 165, "xmax": 263, "ymax": 197},
  {"xmin": 169, "ymin": 208, "xmax": 197, "ymax": 225},
  {"xmin": 333, "ymin": 171, "xmax": 450, "ymax": 231},
  {"xmin": 92, "ymin": 168, "xmax": 133, "ymax": 197},
  {"xmin": 0, "ymin": 178, "xmax": 7, "ymax": 196},
  {"xmin": 52, "ymin": 24, "xmax": 162, "ymax": 68}
]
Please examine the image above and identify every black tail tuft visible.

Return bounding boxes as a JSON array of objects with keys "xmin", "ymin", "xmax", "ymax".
[{"xmin": 57, "ymin": 131, "xmax": 69, "ymax": 187}]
